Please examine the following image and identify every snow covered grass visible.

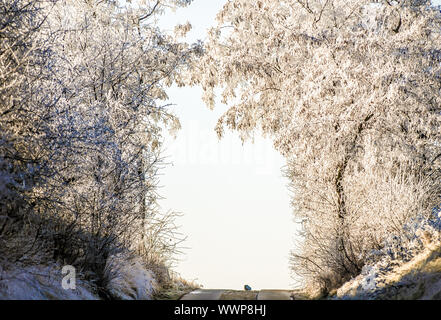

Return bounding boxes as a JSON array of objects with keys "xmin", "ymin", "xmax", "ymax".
[
  {"xmin": 103, "ymin": 254, "xmax": 158, "ymax": 300},
  {"xmin": 0, "ymin": 254, "xmax": 164, "ymax": 300},
  {"xmin": 333, "ymin": 209, "xmax": 441, "ymax": 299},
  {"xmin": 0, "ymin": 263, "xmax": 99, "ymax": 300},
  {"xmin": 152, "ymin": 271, "xmax": 200, "ymax": 300}
]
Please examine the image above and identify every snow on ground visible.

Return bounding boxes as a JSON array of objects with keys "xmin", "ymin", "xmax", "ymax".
[
  {"xmin": 0, "ymin": 263, "xmax": 99, "ymax": 300},
  {"xmin": 0, "ymin": 255, "xmax": 158, "ymax": 300},
  {"xmin": 106, "ymin": 255, "xmax": 158, "ymax": 300}
]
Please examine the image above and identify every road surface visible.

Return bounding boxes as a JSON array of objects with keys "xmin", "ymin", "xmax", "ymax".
[
  {"xmin": 180, "ymin": 289, "xmax": 300, "ymax": 300},
  {"xmin": 257, "ymin": 290, "xmax": 292, "ymax": 300},
  {"xmin": 180, "ymin": 289, "xmax": 225, "ymax": 300}
]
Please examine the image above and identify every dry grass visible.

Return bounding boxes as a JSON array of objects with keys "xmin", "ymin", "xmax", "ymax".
[{"xmin": 152, "ymin": 274, "xmax": 200, "ymax": 300}]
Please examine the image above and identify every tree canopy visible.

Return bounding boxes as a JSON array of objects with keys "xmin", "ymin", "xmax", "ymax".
[{"xmin": 191, "ymin": 0, "xmax": 441, "ymax": 292}]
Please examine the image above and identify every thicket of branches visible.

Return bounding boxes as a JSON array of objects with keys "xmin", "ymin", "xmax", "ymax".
[
  {"xmin": 0, "ymin": 0, "xmax": 198, "ymax": 294},
  {"xmin": 191, "ymin": 0, "xmax": 441, "ymax": 294}
]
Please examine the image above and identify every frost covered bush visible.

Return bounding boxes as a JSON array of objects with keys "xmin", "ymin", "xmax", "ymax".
[
  {"xmin": 0, "ymin": 0, "xmax": 55, "ymax": 265},
  {"xmin": 190, "ymin": 0, "xmax": 441, "ymax": 293}
]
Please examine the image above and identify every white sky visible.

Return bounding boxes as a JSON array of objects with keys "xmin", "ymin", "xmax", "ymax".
[
  {"xmin": 157, "ymin": 0, "xmax": 441, "ymax": 290},
  {"xmin": 157, "ymin": 1, "xmax": 301, "ymax": 290}
]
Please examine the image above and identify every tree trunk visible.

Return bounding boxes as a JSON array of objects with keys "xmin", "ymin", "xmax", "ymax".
[{"xmin": 334, "ymin": 113, "xmax": 374, "ymax": 275}]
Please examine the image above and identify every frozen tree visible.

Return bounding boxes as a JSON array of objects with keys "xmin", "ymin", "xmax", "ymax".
[
  {"xmin": 41, "ymin": 0, "xmax": 197, "ymax": 269},
  {"xmin": 0, "ymin": 0, "xmax": 59, "ymax": 264},
  {"xmin": 191, "ymin": 0, "xmax": 441, "ymax": 292},
  {"xmin": 0, "ymin": 0, "xmax": 198, "ymax": 290}
]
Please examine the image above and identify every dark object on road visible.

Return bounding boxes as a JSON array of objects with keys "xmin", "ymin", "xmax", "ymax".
[{"xmin": 244, "ymin": 285, "xmax": 251, "ymax": 291}]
